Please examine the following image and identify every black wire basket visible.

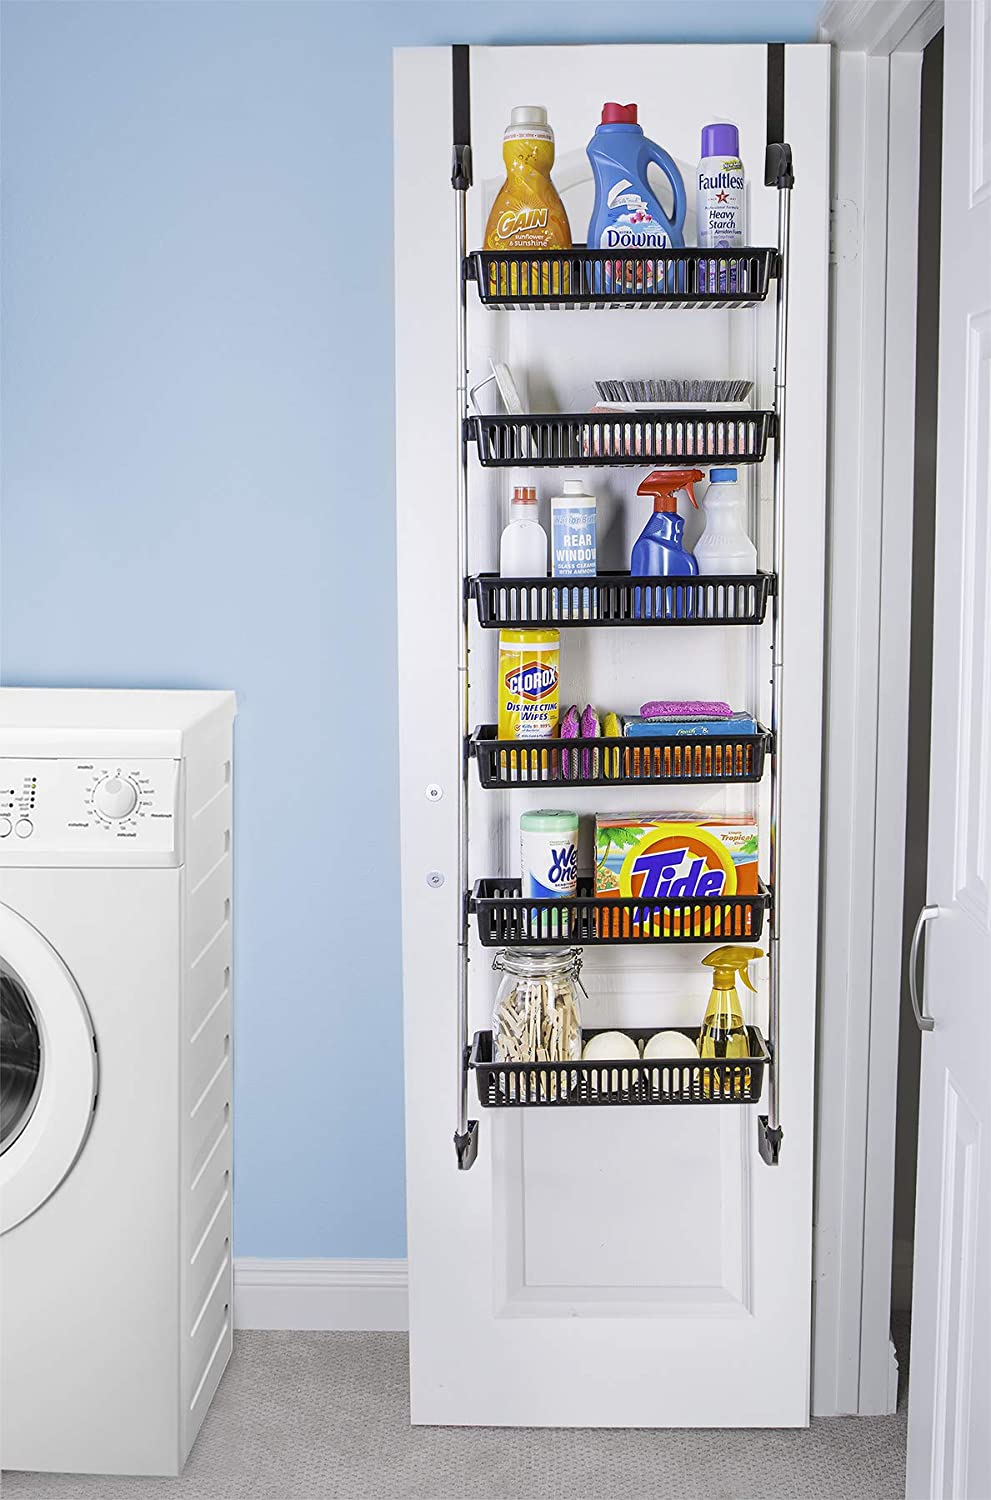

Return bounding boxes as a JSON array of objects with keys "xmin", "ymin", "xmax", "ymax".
[
  {"xmin": 470, "ymin": 1026, "xmax": 769, "ymax": 1107},
  {"xmin": 470, "ymin": 572, "xmax": 774, "ymax": 628},
  {"xmin": 469, "ymin": 725, "xmax": 772, "ymax": 788},
  {"xmin": 467, "ymin": 411, "xmax": 773, "ymax": 468},
  {"xmin": 470, "ymin": 878, "xmax": 771, "ymax": 947},
  {"xmin": 469, "ymin": 247, "xmax": 778, "ymax": 310}
]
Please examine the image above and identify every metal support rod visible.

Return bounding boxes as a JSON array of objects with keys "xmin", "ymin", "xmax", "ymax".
[
  {"xmin": 453, "ymin": 183, "xmax": 473, "ymax": 1161},
  {"xmin": 767, "ymin": 155, "xmax": 793, "ymax": 1146},
  {"xmin": 450, "ymin": 48, "xmax": 477, "ymax": 1170}
]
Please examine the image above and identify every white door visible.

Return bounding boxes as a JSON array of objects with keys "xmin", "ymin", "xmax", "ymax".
[
  {"xmin": 396, "ymin": 43, "xmax": 829, "ymax": 1427},
  {"xmin": 906, "ymin": 6, "xmax": 991, "ymax": 1497},
  {"xmin": 0, "ymin": 901, "xmax": 98, "ymax": 1233}
]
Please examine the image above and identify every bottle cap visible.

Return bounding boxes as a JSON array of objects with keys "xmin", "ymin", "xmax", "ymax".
[
  {"xmin": 708, "ymin": 467, "xmax": 738, "ymax": 482},
  {"xmin": 601, "ymin": 102, "xmax": 638, "ymax": 125},
  {"xmin": 498, "ymin": 627, "xmax": 560, "ymax": 648},
  {"xmin": 510, "ymin": 106, "xmax": 548, "ymax": 128},
  {"xmin": 520, "ymin": 809, "xmax": 579, "ymax": 833},
  {"xmin": 562, "ymin": 481, "xmax": 590, "ymax": 496},
  {"xmin": 701, "ymin": 122, "xmax": 740, "ymax": 158},
  {"xmin": 511, "ymin": 486, "xmax": 537, "ymax": 505}
]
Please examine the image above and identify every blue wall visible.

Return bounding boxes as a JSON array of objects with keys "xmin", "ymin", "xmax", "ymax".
[{"xmin": 0, "ymin": 0, "xmax": 819, "ymax": 1258}]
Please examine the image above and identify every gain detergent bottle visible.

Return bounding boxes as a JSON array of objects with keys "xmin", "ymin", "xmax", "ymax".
[{"xmin": 484, "ymin": 106, "xmax": 571, "ymax": 299}]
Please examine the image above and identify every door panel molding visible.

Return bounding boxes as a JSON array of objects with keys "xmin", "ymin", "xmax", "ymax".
[
  {"xmin": 931, "ymin": 1078, "xmax": 980, "ymax": 1500},
  {"xmin": 954, "ymin": 309, "xmax": 991, "ymax": 926},
  {"xmin": 970, "ymin": 0, "xmax": 990, "ymax": 205}
]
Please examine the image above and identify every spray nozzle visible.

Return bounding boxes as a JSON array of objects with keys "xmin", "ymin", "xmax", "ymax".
[
  {"xmin": 637, "ymin": 468, "xmax": 704, "ymax": 512},
  {"xmin": 702, "ymin": 945, "xmax": 764, "ymax": 992}
]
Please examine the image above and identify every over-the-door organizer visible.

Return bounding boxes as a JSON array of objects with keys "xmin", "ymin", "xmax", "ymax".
[{"xmin": 451, "ymin": 54, "xmax": 793, "ymax": 1171}]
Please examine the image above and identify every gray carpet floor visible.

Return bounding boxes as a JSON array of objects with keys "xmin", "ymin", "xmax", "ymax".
[{"xmin": 3, "ymin": 1330, "xmax": 908, "ymax": 1500}]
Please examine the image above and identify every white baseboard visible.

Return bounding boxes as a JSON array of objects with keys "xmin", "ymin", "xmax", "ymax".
[{"xmin": 234, "ymin": 1258, "xmax": 408, "ymax": 1332}]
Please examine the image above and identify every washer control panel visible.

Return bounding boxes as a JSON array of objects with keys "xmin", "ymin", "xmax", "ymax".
[{"xmin": 0, "ymin": 759, "xmax": 180, "ymax": 857}]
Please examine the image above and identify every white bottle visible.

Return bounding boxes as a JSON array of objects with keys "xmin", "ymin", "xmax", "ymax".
[
  {"xmin": 694, "ymin": 468, "xmax": 757, "ymax": 575},
  {"xmin": 500, "ymin": 486, "xmax": 547, "ymax": 578},
  {"xmin": 697, "ymin": 122, "xmax": 745, "ymax": 249}
]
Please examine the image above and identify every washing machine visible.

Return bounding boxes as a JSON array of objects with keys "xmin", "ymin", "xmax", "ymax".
[{"xmin": 0, "ymin": 688, "xmax": 236, "ymax": 1476}]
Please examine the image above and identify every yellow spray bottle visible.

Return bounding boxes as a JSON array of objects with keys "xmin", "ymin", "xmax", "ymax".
[{"xmin": 699, "ymin": 945, "xmax": 762, "ymax": 1097}]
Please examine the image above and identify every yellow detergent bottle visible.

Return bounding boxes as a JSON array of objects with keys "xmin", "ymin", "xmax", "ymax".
[
  {"xmin": 699, "ymin": 945, "xmax": 763, "ymax": 1098},
  {"xmin": 484, "ymin": 106, "xmax": 572, "ymax": 297}
]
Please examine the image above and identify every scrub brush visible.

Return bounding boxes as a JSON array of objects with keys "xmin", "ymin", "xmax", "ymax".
[{"xmin": 595, "ymin": 378, "xmax": 753, "ymax": 404}]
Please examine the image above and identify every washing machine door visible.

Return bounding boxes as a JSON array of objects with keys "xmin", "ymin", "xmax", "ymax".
[{"xmin": 0, "ymin": 902, "xmax": 98, "ymax": 1233}]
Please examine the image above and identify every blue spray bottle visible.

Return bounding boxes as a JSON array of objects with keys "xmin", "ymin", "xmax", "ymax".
[
  {"xmin": 587, "ymin": 103, "xmax": 687, "ymax": 252},
  {"xmin": 631, "ymin": 470, "xmax": 702, "ymax": 619}
]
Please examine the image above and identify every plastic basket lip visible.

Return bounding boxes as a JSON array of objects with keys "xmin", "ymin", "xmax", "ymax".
[
  {"xmin": 471, "ymin": 408, "xmax": 773, "ymax": 420},
  {"xmin": 469, "ymin": 724, "xmax": 773, "ymax": 748},
  {"xmin": 470, "ymin": 876, "xmax": 772, "ymax": 904},
  {"xmin": 471, "ymin": 1028, "xmax": 770, "ymax": 1067},
  {"xmin": 472, "ymin": 245, "xmax": 781, "ymax": 257},
  {"xmin": 473, "ymin": 569, "xmax": 774, "ymax": 584}
]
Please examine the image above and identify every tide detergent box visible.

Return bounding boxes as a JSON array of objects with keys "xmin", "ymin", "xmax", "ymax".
[{"xmin": 594, "ymin": 814, "xmax": 759, "ymax": 900}]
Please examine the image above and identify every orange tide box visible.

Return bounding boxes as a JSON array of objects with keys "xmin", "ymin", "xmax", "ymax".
[{"xmin": 594, "ymin": 814, "xmax": 759, "ymax": 900}]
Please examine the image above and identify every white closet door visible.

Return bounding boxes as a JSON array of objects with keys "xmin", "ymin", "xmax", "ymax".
[
  {"xmin": 906, "ymin": 4, "xmax": 991, "ymax": 1495},
  {"xmin": 395, "ymin": 42, "xmax": 829, "ymax": 1427}
]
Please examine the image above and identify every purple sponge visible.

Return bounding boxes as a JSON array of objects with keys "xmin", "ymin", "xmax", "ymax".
[
  {"xmin": 580, "ymin": 705, "xmax": 600, "ymax": 779},
  {"xmin": 640, "ymin": 699, "xmax": 732, "ymax": 720},
  {"xmin": 560, "ymin": 705, "xmax": 580, "ymax": 780}
]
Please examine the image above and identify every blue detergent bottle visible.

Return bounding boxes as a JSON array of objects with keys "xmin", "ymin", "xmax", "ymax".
[
  {"xmin": 587, "ymin": 103, "xmax": 687, "ymax": 253},
  {"xmin": 631, "ymin": 469, "xmax": 702, "ymax": 619}
]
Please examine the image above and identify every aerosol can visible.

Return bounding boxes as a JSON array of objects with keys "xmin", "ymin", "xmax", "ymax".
[{"xmin": 697, "ymin": 123, "xmax": 746, "ymax": 248}]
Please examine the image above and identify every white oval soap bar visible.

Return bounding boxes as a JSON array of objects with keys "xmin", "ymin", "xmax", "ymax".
[
  {"xmin": 582, "ymin": 1031, "xmax": 640, "ymax": 1060},
  {"xmin": 643, "ymin": 1031, "xmax": 700, "ymax": 1060},
  {"xmin": 643, "ymin": 1031, "xmax": 699, "ymax": 1097}
]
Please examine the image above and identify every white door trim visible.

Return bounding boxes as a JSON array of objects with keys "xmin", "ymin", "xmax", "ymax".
[
  {"xmin": 820, "ymin": 0, "xmax": 943, "ymax": 54},
  {"xmin": 812, "ymin": 0, "xmax": 940, "ymax": 1417},
  {"xmin": 233, "ymin": 1258, "xmax": 409, "ymax": 1332}
]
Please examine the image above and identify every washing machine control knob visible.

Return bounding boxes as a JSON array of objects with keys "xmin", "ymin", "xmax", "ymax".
[{"xmin": 94, "ymin": 776, "xmax": 138, "ymax": 820}]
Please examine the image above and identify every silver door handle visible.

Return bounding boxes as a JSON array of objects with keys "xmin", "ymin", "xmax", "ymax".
[{"xmin": 909, "ymin": 904, "xmax": 939, "ymax": 1032}]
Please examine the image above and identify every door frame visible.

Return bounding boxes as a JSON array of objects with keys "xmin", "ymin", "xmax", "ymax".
[{"xmin": 812, "ymin": 0, "xmax": 944, "ymax": 1418}]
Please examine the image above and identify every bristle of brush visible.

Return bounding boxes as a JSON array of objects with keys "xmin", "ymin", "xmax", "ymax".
[{"xmin": 595, "ymin": 378, "xmax": 754, "ymax": 403}]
